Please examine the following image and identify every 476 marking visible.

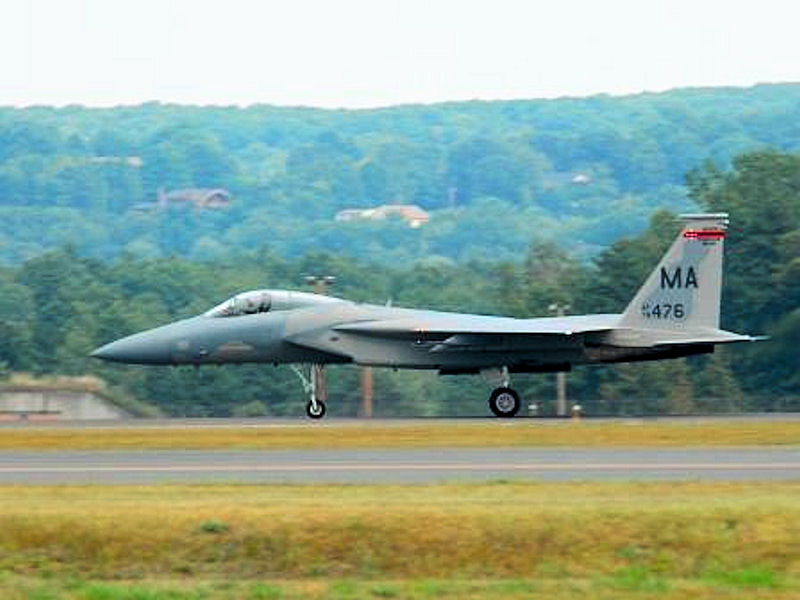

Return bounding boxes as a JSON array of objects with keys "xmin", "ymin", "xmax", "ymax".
[{"xmin": 641, "ymin": 302, "xmax": 686, "ymax": 320}]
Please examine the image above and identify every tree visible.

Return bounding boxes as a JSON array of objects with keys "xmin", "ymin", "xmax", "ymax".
[
  {"xmin": 687, "ymin": 151, "xmax": 800, "ymax": 399},
  {"xmin": 0, "ymin": 276, "xmax": 35, "ymax": 370}
]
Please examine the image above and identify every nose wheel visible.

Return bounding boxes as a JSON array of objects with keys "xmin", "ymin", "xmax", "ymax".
[{"xmin": 306, "ymin": 399, "xmax": 326, "ymax": 419}]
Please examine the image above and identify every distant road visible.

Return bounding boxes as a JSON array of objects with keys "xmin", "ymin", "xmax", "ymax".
[
  {"xmin": 0, "ymin": 448, "xmax": 798, "ymax": 484},
  {"xmin": 0, "ymin": 413, "xmax": 799, "ymax": 429}
]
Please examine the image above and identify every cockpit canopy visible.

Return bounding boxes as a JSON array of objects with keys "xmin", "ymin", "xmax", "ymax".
[
  {"xmin": 205, "ymin": 290, "xmax": 271, "ymax": 318},
  {"xmin": 204, "ymin": 289, "xmax": 346, "ymax": 318}
]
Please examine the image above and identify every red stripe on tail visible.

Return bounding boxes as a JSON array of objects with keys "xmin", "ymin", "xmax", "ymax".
[{"xmin": 683, "ymin": 229, "xmax": 726, "ymax": 241}]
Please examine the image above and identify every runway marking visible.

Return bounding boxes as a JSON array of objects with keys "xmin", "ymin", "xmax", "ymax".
[{"xmin": 0, "ymin": 462, "xmax": 797, "ymax": 474}]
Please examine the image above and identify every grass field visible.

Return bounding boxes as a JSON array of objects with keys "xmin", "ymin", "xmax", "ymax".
[
  {"xmin": 2, "ymin": 574, "xmax": 799, "ymax": 599},
  {"xmin": 0, "ymin": 419, "xmax": 798, "ymax": 450},
  {"xmin": 0, "ymin": 481, "xmax": 797, "ymax": 598},
  {"xmin": 1, "ymin": 421, "xmax": 798, "ymax": 597}
]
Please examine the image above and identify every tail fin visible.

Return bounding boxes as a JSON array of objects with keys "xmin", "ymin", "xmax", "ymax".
[{"xmin": 620, "ymin": 213, "xmax": 729, "ymax": 331}]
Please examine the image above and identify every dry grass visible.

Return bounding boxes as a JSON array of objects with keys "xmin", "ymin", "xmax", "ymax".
[
  {"xmin": 0, "ymin": 419, "xmax": 798, "ymax": 449},
  {"xmin": 0, "ymin": 481, "xmax": 798, "ymax": 582}
]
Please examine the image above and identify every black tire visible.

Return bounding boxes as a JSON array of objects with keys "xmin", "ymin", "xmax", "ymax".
[
  {"xmin": 306, "ymin": 400, "xmax": 326, "ymax": 419},
  {"xmin": 489, "ymin": 387, "xmax": 520, "ymax": 418}
]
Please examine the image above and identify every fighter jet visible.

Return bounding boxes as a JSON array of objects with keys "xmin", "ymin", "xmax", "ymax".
[{"xmin": 92, "ymin": 213, "xmax": 761, "ymax": 418}]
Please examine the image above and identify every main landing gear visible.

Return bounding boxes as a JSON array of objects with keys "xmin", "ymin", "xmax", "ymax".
[
  {"xmin": 290, "ymin": 364, "xmax": 327, "ymax": 419},
  {"xmin": 486, "ymin": 367, "xmax": 521, "ymax": 418},
  {"xmin": 489, "ymin": 387, "xmax": 521, "ymax": 417}
]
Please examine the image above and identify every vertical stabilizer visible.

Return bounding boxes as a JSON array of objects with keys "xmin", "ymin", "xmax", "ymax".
[{"xmin": 620, "ymin": 214, "xmax": 729, "ymax": 331}]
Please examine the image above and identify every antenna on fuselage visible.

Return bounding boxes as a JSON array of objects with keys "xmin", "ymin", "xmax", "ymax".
[{"xmin": 305, "ymin": 275, "xmax": 337, "ymax": 294}]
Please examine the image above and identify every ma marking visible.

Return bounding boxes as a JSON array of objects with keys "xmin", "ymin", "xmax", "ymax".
[{"xmin": 660, "ymin": 266, "xmax": 698, "ymax": 289}]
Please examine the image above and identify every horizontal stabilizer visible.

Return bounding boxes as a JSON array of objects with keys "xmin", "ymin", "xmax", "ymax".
[{"xmin": 651, "ymin": 331, "xmax": 763, "ymax": 346}]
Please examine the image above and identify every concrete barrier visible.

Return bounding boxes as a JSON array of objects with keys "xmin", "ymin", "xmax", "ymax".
[{"xmin": 0, "ymin": 390, "xmax": 128, "ymax": 420}]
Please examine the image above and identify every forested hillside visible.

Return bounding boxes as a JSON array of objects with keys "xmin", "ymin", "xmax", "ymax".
[
  {"xmin": 2, "ymin": 84, "xmax": 800, "ymax": 264},
  {"xmin": 0, "ymin": 86, "xmax": 797, "ymax": 415},
  {"xmin": 0, "ymin": 150, "xmax": 797, "ymax": 416}
]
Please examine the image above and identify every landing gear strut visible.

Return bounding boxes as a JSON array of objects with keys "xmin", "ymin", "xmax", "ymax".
[
  {"xmin": 486, "ymin": 367, "xmax": 521, "ymax": 418},
  {"xmin": 290, "ymin": 364, "xmax": 326, "ymax": 419}
]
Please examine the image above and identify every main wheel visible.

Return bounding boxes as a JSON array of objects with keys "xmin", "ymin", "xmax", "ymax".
[
  {"xmin": 488, "ymin": 387, "xmax": 520, "ymax": 418},
  {"xmin": 306, "ymin": 400, "xmax": 326, "ymax": 419}
]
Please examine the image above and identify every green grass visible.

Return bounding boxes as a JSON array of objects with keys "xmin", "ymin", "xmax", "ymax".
[
  {"xmin": 0, "ymin": 574, "xmax": 798, "ymax": 599},
  {"xmin": 0, "ymin": 419, "xmax": 798, "ymax": 449},
  {"xmin": 703, "ymin": 566, "xmax": 784, "ymax": 588}
]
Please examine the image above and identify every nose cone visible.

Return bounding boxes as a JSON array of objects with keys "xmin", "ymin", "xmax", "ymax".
[{"xmin": 91, "ymin": 329, "xmax": 174, "ymax": 365}]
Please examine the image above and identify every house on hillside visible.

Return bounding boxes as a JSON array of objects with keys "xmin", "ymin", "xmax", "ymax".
[
  {"xmin": 335, "ymin": 204, "xmax": 430, "ymax": 228},
  {"xmin": 132, "ymin": 188, "xmax": 232, "ymax": 213},
  {"xmin": 87, "ymin": 156, "xmax": 144, "ymax": 168},
  {"xmin": 158, "ymin": 188, "xmax": 232, "ymax": 209}
]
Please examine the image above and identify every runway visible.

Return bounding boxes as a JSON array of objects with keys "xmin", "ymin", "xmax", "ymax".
[
  {"xmin": 1, "ymin": 413, "xmax": 799, "ymax": 429},
  {"xmin": 0, "ymin": 447, "xmax": 798, "ymax": 484}
]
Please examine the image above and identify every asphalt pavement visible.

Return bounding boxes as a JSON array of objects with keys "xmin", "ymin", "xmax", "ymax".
[
  {"xmin": 0, "ymin": 447, "xmax": 797, "ymax": 484},
  {"xmin": 1, "ymin": 413, "xmax": 799, "ymax": 429}
]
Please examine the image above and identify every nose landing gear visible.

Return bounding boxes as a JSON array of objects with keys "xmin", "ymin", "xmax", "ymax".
[{"xmin": 290, "ymin": 364, "xmax": 327, "ymax": 419}]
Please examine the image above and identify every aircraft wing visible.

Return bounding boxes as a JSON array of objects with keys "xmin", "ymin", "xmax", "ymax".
[
  {"xmin": 336, "ymin": 313, "xmax": 618, "ymax": 336},
  {"xmin": 332, "ymin": 313, "xmax": 618, "ymax": 352}
]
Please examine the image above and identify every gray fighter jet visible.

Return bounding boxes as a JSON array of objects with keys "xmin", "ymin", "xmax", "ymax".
[{"xmin": 92, "ymin": 213, "xmax": 761, "ymax": 418}]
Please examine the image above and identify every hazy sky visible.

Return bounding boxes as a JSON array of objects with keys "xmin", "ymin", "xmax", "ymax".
[{"xmin": 2, "ymin": 0, "xmax": 798, "ymax": 108}]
